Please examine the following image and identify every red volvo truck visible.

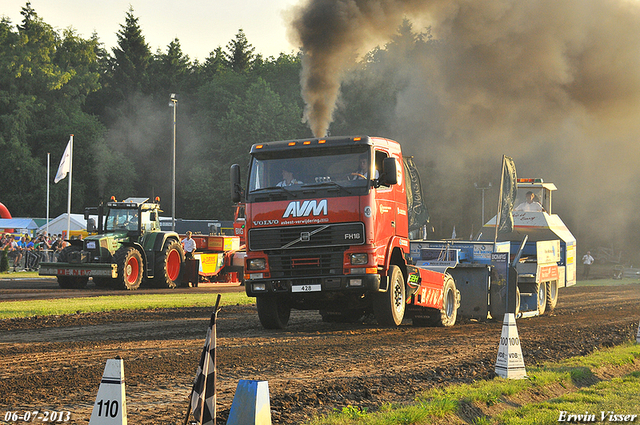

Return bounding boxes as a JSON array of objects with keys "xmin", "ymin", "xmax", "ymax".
[{"xmin": 230, "ymin": 135, "xmax": 461, "ymax": 329}]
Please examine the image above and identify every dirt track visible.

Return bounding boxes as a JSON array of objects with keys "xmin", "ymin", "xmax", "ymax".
[{"xmin": 0, "ymin": 280, "xmax": 639, "ymax": 425}]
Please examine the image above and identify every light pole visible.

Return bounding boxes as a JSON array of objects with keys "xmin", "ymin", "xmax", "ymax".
[
  {"xmin": 474, "ymin": 182, "xmax": 492, "ymax": 225},
  {"xmin": 169, "ymin": 93, "xmax": 178, "ymax": 231}
]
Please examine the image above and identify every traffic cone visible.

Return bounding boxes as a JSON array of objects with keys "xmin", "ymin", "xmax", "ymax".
[
  {"xmin": 226, "ymin": 380, "xmax": 271, "ymax": 425},
  {"xmin": 495, "ymin": 313, "xmax": 527, "ymax": 379},
  {"xmin": 89, "ymin": 358, "xmax": 127, "ymax": 425}
]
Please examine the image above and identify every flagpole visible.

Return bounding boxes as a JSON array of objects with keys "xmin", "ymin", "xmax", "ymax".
[
  {"xmin": 66, "ymin": 135, "xmax": 73, "ymax": 239},
  {"xmin": 494, "ymin": 155, "xmax": 506, "ymax": 245},
  {"xmin": 46, "ymin": 153, "xmax": 50, "ymax": 237}
]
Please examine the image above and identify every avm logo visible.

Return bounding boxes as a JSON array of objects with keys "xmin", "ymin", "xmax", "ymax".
[{"xmin": 283, "ymin": 199, "xmax": 328, "ymax": 218}]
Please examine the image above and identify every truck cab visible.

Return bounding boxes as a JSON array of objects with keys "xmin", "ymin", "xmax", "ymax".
[{"xmin": 231, "ymin": 136, "xmax": 455, "ymax": 329}]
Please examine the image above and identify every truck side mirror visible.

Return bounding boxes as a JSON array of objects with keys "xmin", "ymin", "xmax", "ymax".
[
  {"xmin": 381, "ymin": 157, "xmax": 398, "ymax": 186},
  {"xmin": 230, "ymin": 164, "xmax": 242, "ymax": 203},
  {"xmin": 87, "ymin": 218, "xmax": 96, "ymax": 233}
]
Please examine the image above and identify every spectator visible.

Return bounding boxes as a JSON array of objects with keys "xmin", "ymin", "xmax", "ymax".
[
  {"xmin": 13, "ymin": 236, "xmax": 24, "ymax": 271},
  {"xmin": 182, "ymin": 231, "xmax": 196, "ymax": 260},
  {"xmin": 36, "ymin": 234, "xmax": 50, "ymax": 264},
  {"xmin": 582, "ymin": 251, "xmax": 595, "ymax": 279},
  {"xmin": 54, "ymin": 234, "xmax": 66, "ymax": 261},
  {"xmin": 24, "ymin": 236, "xmax": 38, "ymax": 271}
]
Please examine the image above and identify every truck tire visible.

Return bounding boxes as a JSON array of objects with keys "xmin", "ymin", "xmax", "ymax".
[
  {"xmin": 114, "ymin": 247, "xmax": 143, "ymax": 290},
  {"xmin": 413, "ymin": 275, "xmax": 459, "ymax": 327},
  {"xmin": 537, "ymin": 282, "xmax": 547, "ymax": 315},
  {"xmin": 152, "ymin": 240, "xmax": 184, "ymax": 288},
  {"xmin": 57, "ymin": 246, "xmax": 88, "ymax": 289},
  {"xmin": 433, "ymin": 275, "xmax": 459, "ymax": 327},
  {"xmin": 373, "ymin": 265, "xmax": 405, "ymax": 326},
  {"xmin": 256, "ymin": 296, "xmax": 291, "ymax": 329},
  {"xmin": 546, "ymin": 280, "xmax": 559, "ymax": 311}
]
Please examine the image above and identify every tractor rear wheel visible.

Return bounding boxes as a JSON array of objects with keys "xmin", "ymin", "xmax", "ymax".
[
  {"xmin": 152, "ymin": 240, "xmax": 184, "ymax": 288},
  {"xmin": 114, "ymin": 247, "xmax": 143, "ymax": 290}
]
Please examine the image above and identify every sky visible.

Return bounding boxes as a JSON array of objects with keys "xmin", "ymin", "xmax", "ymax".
[{"xmin": 2, "ymin": 0, "xmax": 300, "ymax": 60}]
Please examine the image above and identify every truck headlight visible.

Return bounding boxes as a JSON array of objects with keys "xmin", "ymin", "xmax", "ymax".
[
  {"xmin": 350, "ymin": 253, "xmax": 368, "ymax": 265},
  {"xmin": 247, "ymin": 258, "xmax": 267, "ymax": 270}
]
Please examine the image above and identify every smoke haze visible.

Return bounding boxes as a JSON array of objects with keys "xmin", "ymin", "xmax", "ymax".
[{"xmin": 289, "ymin": 0, "xmax": 640, "ymax": 258}]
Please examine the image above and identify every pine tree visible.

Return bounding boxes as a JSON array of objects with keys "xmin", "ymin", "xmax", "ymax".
[
  {"xmin": 225, "ymin": 29, "xmax": 255, "ymax": 73},
  {"xmin": 110, "ymin": 6, "xmax": 152, "ymax": 100}
]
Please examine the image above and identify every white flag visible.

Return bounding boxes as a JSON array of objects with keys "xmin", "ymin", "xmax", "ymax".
[{"xmin": 54, "ymin": 137, "xmax": 72, "ymax": 183}]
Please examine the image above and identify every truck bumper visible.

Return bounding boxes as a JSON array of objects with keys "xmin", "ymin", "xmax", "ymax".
[
  {"xmin": 245, "ymin": 274, "xmax": 381, "ymax": 297},
  {"xmin": 39, "ymin": 262, "xmax": 118, "ymax": 278}
]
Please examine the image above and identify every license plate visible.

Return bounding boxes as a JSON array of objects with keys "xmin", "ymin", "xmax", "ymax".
[{"xmin": 291, "ymin": 284, "xmax": 321, "ymax": 293}]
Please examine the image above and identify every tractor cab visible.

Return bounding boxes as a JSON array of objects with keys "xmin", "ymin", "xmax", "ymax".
[
  {"xmin": 87, "ymin": 197, "xmax": 161, "ymax": 240},
  {"xmin": 513, "ymin": 178, "xmax": 556, "ymax": 213}
]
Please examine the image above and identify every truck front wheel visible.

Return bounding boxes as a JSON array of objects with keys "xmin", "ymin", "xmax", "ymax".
[
  {"xmin": 114, "ymin": 247, "xmax": 143, "ymax": 290},
  {"xmin": 256, "ymin": 296, "xmax": 291, "ymax": 329},
  {"xmin": 152, "ymin": 240, "xmax": 184, "ymax": 288},
  {"xmin": 373, "ymin": 265, "xmax": 405, "ymax": 326}
]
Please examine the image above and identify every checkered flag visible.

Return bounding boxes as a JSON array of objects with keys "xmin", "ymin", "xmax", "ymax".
[{"xmin": 185, "ymin": 295, "xmax": 221, "ymax": 425}]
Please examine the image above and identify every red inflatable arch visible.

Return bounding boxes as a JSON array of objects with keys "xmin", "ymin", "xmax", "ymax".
[{"xmin": 0, "ymin": 202, "xmax": 11, "ymax": 219}]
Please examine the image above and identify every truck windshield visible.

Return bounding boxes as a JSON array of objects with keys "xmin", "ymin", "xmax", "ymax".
[
  {"xmin": 247, "ymin": 148, "xmax": 373, "ymax": 195},
  {"xmin": 105, "ymin": 208, "xmax": 139, "ymax": 231}
]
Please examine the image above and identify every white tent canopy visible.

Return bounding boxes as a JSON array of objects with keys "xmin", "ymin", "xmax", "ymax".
[
  {"xmin": 38, "ymin": 213, "xmax": 88, "ymax": 237},
  {"xmin": 0, "ymin": 218, "xmax": 39, "ymax": 235}
]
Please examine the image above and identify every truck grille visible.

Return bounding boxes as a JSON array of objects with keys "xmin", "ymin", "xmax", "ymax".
[
  {"xmin": 248, "ymin": 222, "xmax": 365, "ymax": 251},
  {"xmin": 267, "ymin": 248, "xmax": 346, "ymax": 278}
]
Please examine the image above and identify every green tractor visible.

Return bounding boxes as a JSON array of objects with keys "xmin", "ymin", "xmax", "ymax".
[{"xmin": 39, "ymin": 197, "xmax": 184, "ymax": 290}]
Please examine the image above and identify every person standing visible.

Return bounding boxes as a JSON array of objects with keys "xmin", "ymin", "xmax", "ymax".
[
  {"xmin": 182, "ymin": 231, "xmax": 196, "ymax": 260},
  {"xmin": 582, "ymin": 251, "xmax": 595, "ymax": 279}
]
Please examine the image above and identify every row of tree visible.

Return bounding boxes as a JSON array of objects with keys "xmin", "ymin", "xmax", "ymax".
[
  {"xmin": 1, "ymin": 3, "xmax": 316, "ymax": 220},
  {"xmin": 2, "ymin": 3, "xmax": 472, "ymax": 242}
]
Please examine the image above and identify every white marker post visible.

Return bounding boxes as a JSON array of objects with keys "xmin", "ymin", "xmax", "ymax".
[
  {"xmin": 89, "ymin": 358, "xmax": 127, "ymax": 425},
  {"xmin": 636, "ymin": 320, "xmax": 639, "ymax": 344},
  {"xmin": 495, "ymin": 313, "xmax": 527, "ymax": 379},
  {"xmin": 226, "ymin": 380, "xmax": 272, "ymax": 425}
]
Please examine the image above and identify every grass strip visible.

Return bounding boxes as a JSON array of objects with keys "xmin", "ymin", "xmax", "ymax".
[
  {"xmin": 305, "ymin": 343, "xmax": 640, "ymax": 425},
  {"xmin": 489, "ymin": 371, "xmax": 640, "ymax": 425},
  {"xmin": 0, "ymin": 291, "xmax": 253, "ymax": 319}
]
